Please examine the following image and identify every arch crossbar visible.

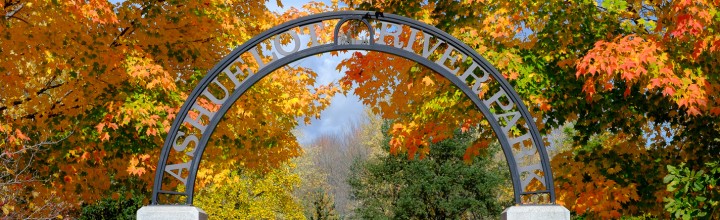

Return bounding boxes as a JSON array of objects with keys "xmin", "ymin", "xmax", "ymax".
[{"xmin": 151, "ymin": 11, "xmax": 555, "ymax": 205}]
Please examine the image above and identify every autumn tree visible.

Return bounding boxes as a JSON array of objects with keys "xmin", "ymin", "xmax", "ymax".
[
  {"xmin": 292, "ymin": 112, "xmax": 384, "ymax": 218},
  {"xmin": 194, "ymin": 162, "xmax": 305, "ymax": 219},
  {"xmin": 293, "ymin": 149, "xmax": 340, "ymax": 220},
  {"xmin": 3, "ymin": 0, "xmax": 718, "ymax": 219},
  {"xmin": 1, "ymin": 0, "xmax": 338, "ymax": 218},
  {"xmin": 343, "ymin": 0, "xmax": 720, "ymax": 218}
]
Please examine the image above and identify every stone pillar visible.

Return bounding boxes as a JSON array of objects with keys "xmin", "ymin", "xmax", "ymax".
[
  {"xmin": 501, "ymin": 205, "xmax": 570, "ymax": 220},
  {"xmin": 137, "ymin": 205, "xmax": 208, "ymax": 220}
]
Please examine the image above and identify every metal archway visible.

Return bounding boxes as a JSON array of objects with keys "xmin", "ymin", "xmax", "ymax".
[{"xmin": 151, "ymin": 11, "xmax": 556, "ymax": 206}]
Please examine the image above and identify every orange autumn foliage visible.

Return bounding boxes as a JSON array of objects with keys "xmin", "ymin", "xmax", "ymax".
[{"xmin": 1, "ymin": 0, "xmax": 337, "ymax": 218}]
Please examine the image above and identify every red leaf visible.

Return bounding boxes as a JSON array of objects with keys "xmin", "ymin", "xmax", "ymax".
[
  {"xmin": 624, "ymin": 87, "xmax": 631, "ymax": 97},
  {"xmin": 710, "ymin": 107, "xmax": 720, "ymax": 116},
  {"xmin": 662, "ymin": 87, "xmax": 675, "ymax": 96},
  {"xmin": 710, "ymin": 38, "xmax": 720, "ymax": 51}
]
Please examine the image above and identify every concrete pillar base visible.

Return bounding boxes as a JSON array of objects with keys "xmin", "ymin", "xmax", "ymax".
[
  {"xmin": 137, "ymin": 205, "xmax": 208, "ymax": 220},
  {"xmin": 501, "ymin": 205, "xmax": 570, "ymax": 220}
]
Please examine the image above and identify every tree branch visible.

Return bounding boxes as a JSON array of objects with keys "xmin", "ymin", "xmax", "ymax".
[
  {"xmin": 0, "ymin": 130, "xmax": 73, "ymax": 219},
  {"xmin": 0, "ymin": 82, "xmax": 65, "ymax": 115},
  {"xmin": 1, "ymin": 131, "xmax": 73, "ymax": 158},
  {"xmin": 110, "ymin": 21, "xmax": 136, "ymax": 47},
  {"xmin": 110, "ymin": 1, "xmax": 159, "ymax": 48},
  {"xmin": 4, "ymin": 2, "xmax": 29, "ymax": 25}
]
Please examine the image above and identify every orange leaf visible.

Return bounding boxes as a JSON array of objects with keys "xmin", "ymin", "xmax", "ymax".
[
  {"xmin": 14, "ymin": 129, "xmax": 30, "ymax": 141},
  {"xmin": 421, "ymin": 76, "xmax": 434, "ymax": 86},
  {"xmin": 710, "ymin": 107, "xmax": 720, "ymax": 116},
  {"xmin": 95, "ymin": 123, "xmax": 105, "ymax": 133},
  {"xmin": 99, "ymin": 132, "xmax": 110, "ymax": 142}
]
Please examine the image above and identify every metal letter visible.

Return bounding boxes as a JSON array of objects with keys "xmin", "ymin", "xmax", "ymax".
[
  {"xmin": 458, "ymin": 61, "xmax": 490, "ymax": 95},
  {"xmin": 508, "ymin": 132, "xmax": 539, "ymax": 162},
  {"xmin": 519, "ymin": 163, "xmax": 546, "ymax": 189},
  {"xmin": 172, "ymin": 131, "xmax": 199, "ymax": 153},
  {"xmin": 337, "ymin": 33, "xmax": 348, "ymax": 45},
  {"xmin": 421, "ymin": 33, "xmax": 443, "ymax": 58},
  {"xmin": 223, "ymin": 59, "xmax": 254, "ymax": 89},
  {"xmin": 435, "ymin": 45, "xmax": 463, "ymax": 74},
  {"xmin": 201, "ymin": 79, "xmax": 231, "ymax": 105},
  {"xmin": 301, "ymin": 22, "xmax": 325, "ymax": 47},
  {"xmin": 273, "ymin": 30, "xmax": 302, "ymax": 56},
  {"xmin": 165, "ymin": 162, "xmax": 192, "ymax": 185},
  {"xmin": 377, "ymin": 21, "xmax": 403, "ymax": 48},
  {"xmin": 508, "ymin": 132, "xmax": 532, "ymax": 148},
  {"xmin": 494, "ymin": 111, "xmax": 522, "ymax": 134},
  {"xmin": 484, "ymin": 90, "xmax": 515, "ymax": 111},
  {"xmin": 183, "ymin": 103, "xmax": 216, "ymax": 134},
  {"xmin": 249, "ymin": 42, "xmax": 278, "ymax": 69},
  {"xmin": 404, "ymin": 28, "xmax": 419, "ymax": 53},
  {"xmin": 513, "ymin": 137, "xmax": 538, "ymax": 162}
]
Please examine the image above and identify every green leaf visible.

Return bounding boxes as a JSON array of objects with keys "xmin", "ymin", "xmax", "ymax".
[
  {"xmin": 601, "ymin": 0, "xmax": 628, "ymax": 13},
  {"xmin": 693, "ymin": 182, "xmax": 703, "ymax": 191},
  {"xmin": 667, "ymin": 182, "xmax": 676, "ymax": 192},
  {"xmin": 664, "ymin": 174, "xmax": 675, "ymax": 184}
]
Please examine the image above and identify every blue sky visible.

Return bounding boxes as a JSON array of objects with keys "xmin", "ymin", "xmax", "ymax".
[
  {"xmin": 264, "ymin": 0, "xmax": 365, "ymax": 145},
  {"xmin": 289, "ymin": 52, "xmax": 366, "ymax": 145}
]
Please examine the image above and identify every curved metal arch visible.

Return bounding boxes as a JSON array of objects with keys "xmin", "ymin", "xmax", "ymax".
[
  {"xmin": 151, "ymin": 11, "xmax": 555, "ymax": 205},
  {"xmin": 332, "ymin": 15, "xmax": 375, "ymax": 45}
]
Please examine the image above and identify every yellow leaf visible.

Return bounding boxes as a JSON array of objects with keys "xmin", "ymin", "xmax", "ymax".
[{"xmin": 422, "ymin": 76, "xmax": 434, "ymax": 86}]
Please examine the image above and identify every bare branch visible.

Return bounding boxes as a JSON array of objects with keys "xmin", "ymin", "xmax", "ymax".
[
  {"xmin": 0, "ymin": 131, "xmax": 73, "ymax": 219},
  {"xmin": 4, "ymin": 2, "xmax": 30, "ymax": 25},
  {"xmin": 0, "ymin": 81, "xmax": 66, "ymax": 115}
]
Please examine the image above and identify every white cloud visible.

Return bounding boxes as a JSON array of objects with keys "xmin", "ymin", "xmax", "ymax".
[{"xmin": 293, "ymin": 51, "xmax": 365, "ymax": 145}]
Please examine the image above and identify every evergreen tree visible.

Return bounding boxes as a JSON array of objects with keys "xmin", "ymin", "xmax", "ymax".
[
  {"xmin": 80, "ymin": 195, "xmax": 143, "ymax": 220},
  {"xmin": 348, "ymin": 123, "xmax": 511, "ymax": 219}
]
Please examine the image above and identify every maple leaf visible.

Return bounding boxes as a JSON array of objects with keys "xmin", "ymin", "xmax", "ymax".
[
  {"xmin": 14, "ymin": 129, "xmax": 30, "ymax": 141},
  {"xmin": 662, "ymin": 87, "xmax": 676, "ymax": 96},
  {"xmin": 421, "ymin": 76, "xmax": 434, "ymax": 86},
  {"xmin": 127, "ymin": 158, "xmax": 146, "ymax": 176},
  {"xmin": 99, "ymin": 132, "xmax": 110, "ymax": 142},
  {"xmin": 95, "ymin": 123, "xmax": 105, "ymax": 133},
  {"xmin": 139, "ymin": 154, "xmax": 151, "ymax": 161},
  {"xmin": 507, "ymin": 71, "xmax": 519, "ymax": 80}
]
